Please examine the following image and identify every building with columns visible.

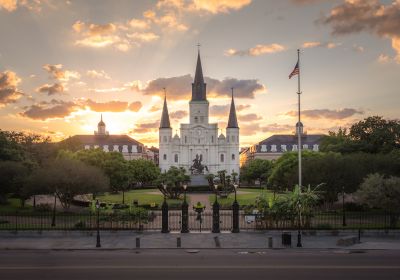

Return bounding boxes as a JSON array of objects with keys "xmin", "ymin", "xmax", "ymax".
[{"xmin": 159, "ymin": 51, "xmax": 240, "ymax": 176}]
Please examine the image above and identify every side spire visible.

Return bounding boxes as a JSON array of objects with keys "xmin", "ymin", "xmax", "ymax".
[
  {"xmin": 227, "ymin": 88, "xmax": 239, "ymax": 128},
  {"xmin": 160, "ymin": 88, "xmax": 171, "ymax": 128},
  {"xmin": 191, "ymin": 45, "xmax": 207, "ymax": 101}
]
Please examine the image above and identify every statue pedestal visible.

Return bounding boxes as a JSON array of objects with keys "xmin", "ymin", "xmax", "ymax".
[{"xmin": 189, "ymin": 174, "xmax": 209, "ymax": 187}]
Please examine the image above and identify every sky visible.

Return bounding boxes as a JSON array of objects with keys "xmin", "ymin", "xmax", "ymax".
[{"xmin": 0, "ymin": 0, "xmax": 399, "ymax": 148}]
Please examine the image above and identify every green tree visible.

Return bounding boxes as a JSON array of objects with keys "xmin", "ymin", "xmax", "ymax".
[
  {"xmin": 156, "ymin": 167, "xmax": 190, "ymax": 199},
  {"xmin": 27, "ymin": 158, "xmax": 109, "ymax": 209},
  {"xmin": 0, "ymin": 161, "xmax": 29, "ymax": 205},
  {"xmin": 356, "ymin": 173, "xmax": 400, "ymax": 227},
  {"xmin": 240, "ymin": 159, "xmax": 273, "ymax": 187},
  {"xmin": 127, "ymin": 159, "xmax": 160, "ymax": 186}
]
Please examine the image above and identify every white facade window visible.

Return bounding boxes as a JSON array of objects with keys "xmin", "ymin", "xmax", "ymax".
[
  {"xmin": 261, "ymin": 145, "xmax": 267, "ymax": 152},
  {"xmin": 211, "ymin": 135, "xmax": 214, "ymax": 143},
  {"xmin": 303, "ymin": 144, "xmax": 309, "ymax": 150},
  {"xmin": 281, "ymin": 145, "xmax": 287, "ymax": 152},
  {"xmin": 103, "ymin": 145, "xmax": 109, "ymax": 152},
  {"xmin": 163, "ymin": 136, "xmax": 167, "ymax": 143},
  {"xmin": 84, "ymin": 145, "xmax": 90, "ymax": 150},
  {"xmin": 271, "ymin": 145, "xmax": 277, "ymax": 152},
  {"xmin": 163, "ymin": 154, "xmax": 167, "ymax": 160},
  {"xmin": 131, "ymin": 145, "xmax": 138, "ymax": 153},
  {"xmin": 200, "ymin": 116, "xmax": 204, "ymax": 123},
  {"xmin": 194, "ymin": 117, "xmax": 198, "ymax": 123},
  {"xmin": 292, "ymin": 144, "xmax": 298, "ymax": 151},
  {"xmin": 94, "ymin": 145, "xmax": 99, "ymax": 149},
  {"xmin": 232, "ymin": 154, "xmax": 235, "ymax": 160},
  {"xmin": 174, "ymin": 154, "xmax": 178, "ymax": 163},
  {"xmin": 220, "ymin": 154, "xmax": 224, "ymax": 162},
  {"xmin": 231, "ymin": 136, "xmax": 235, "ymax": 142},
  {"xmin": 122, "ymin": 145, "xmax": 129, "ymax": 153},
  {"xmin": 185, "ymin": 136, "xmax": 187, "ymax": 143},
  {"xmin": 313, "ymin": 144, "xmax": 319, "ymax": 151}
]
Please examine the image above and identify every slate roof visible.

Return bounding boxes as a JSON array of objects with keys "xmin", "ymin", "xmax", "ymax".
[
  {"xmin": 159, "ymin": 95, "xmax": 171, "ymax": 128},
  {"xmin": 256, "ymin": 134, "xmax": 324, "ymax": 153},
  {"xmin": 65, "ymin": 135, "xmax": 145, "ymax": 153},
  {"xmin": 227, "ymin": 93, "xmax": 239, "ymax": 128}
]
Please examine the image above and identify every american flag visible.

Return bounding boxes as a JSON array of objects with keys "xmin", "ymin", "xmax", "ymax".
[{"xmin": 289, "ymin": 61, "xmax": 299, "ymax": 79}]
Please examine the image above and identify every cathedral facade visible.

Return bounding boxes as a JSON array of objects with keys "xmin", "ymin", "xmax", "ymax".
[{"xmin": 159, "ymin": 51, "xmax": 240, "ymax": 176}]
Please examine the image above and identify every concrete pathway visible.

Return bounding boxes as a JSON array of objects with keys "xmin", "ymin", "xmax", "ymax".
[
  {"xmin": 1, "ymin": 231, "xmax": 400, "ymax": 250},
  {"xmin": 188, "ymin": 194, "xmax": 211, "ymax": 209}
]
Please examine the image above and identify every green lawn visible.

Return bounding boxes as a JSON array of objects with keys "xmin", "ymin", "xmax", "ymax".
[
  {"xmin": 96, "ymin": 189, "xmax": 186, "ymax": 207},
  {"xmin": 0, "ymin": 198, "xmax": 33, "ymax": 213},
  {"xmin": 208, "ymin": 188, "xmax": 273, "ymax": 207}
]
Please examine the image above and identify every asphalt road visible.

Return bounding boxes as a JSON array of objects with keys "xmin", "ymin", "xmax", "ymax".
[{"xmin": 0, "ymin": 249, "xmax": 399, "ymax": 280}]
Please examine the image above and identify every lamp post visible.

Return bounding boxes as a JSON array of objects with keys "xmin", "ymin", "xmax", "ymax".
[
  {"xmin": 232, "ymin": 183, "xmax": 239, "ymax": 233},
  {"xmin": 296, "ymin": 201, "xmax": 302, "ymax": 247},
  {"xmin": 181, "ymin": 183, "xmax": 189, "ymax": 233},
  {"xmin": 212, "ymin": 182, "xmax": 220, "ymax": 233},
  {"xmin": 95, "ymin": 199, "xmax": 101, "ymax": 248},
  {"xmin": 342, "ymin": 186, "xmax": 346, "ymax": 227},
  {"xmin": 51, "ymin": 192, "xmax": 56, "ymax": 227},
  {"xmin": 161, "ymin": 183, "xmax": 169, "ymax": 233}
]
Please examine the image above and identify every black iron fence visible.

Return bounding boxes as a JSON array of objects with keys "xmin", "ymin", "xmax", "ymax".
[{"xmin": 0, "ymin": 211, "xmax": 398, "ymax": 231}]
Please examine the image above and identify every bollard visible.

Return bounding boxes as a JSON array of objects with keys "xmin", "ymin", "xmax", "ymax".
[
  {"xmin": 268, "ymin": 236, "xmax": 273, "ymax": 248},
  {"xmin": 177, "ymin": 237, "xmax": 181, "ymax": 248},
  {"xmin": 214, "ymin": 236, "xmax": 221, "ymax": 248},
  {"xmin": 136, "ymin": 237, "xmax": 140, "ymax": 248},
  {"xmin": 282, "ymin": 232, "xmax": 292, "ymax": 247}
]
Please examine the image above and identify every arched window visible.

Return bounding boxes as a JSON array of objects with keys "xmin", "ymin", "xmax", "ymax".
[
  {"xmin": 184, "ymin": 136, "xmax": 187, "ymax": 143},
  {"xmin": 220, "ymin": 154, "xmax": 224, "ymax": 162},
  {"xmin": 232, "ymin": 135, "xmax": 235, "ymax": 142},
  {"xmin": 174, "ymin": 154, "xmax": 178, "ymax": 163},
  {"xmin": 211, "ymin": 135, "xmax": 214, "ymax": 143},
  {"xmin": 194, "ymin": 117, "xmax": 198, "ymax": 123},
  {"xmin": 163, "ymin": 154, "xmax": 167, "ymax": 160},
  {"xmin": 163, "ymin": 136, "xmax": 167, "ymax": 143},
  {"xmin": 232, "ymin": 154, "xmax": 235, "ymax": 160}
]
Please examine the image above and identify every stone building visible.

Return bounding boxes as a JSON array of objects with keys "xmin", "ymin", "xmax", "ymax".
[{"xmin": 159, "ymin": 51, "xmax": 240, "ymax": 176}]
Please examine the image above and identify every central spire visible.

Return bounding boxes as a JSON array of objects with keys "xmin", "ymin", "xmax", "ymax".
[{"xmin": 191, "ymin": 47, "xmax": 207, "ymax": 101}]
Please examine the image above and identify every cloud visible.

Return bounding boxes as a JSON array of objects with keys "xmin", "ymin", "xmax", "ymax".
[
  {"xmin": 285, "ymin": 108, "xmax": 364, "ymax": 120},
  {"xmin": 238, "ymin": 113, "xmax": 262, "ymax": 122},
  {"xmin": 149, "ymin": 105, "xmax": 161, "ymax": 112},
  {"xmin": 237, "ymin": 104, "xmax": 251, "ymax": 111},
  {"xmin": 133, "ymin": 121, "xmax": 159, "ymax": 133},
  {"xmin": 127, "ymin": 32, "xmax": 160, "ymax": 42},
  {"xmin": 141, "ymin": 74, "xmax": 265, "ymax": 100},
  {"xmin": 36, "ymin": 83, "xmax": 64, "ymax": 96},
  {"xmin": 20, "ymin": 100, "xmax": 79, "ymax": 120},
  {"xmin": 0, "ymin": 0, "xmax": 47, "ymax": 12},
  {"xmin": 0, "ymin": 70, "xmax": 23, "ymax": 105},
  {"xmin": 86, "ymin": 70, "xmax": 111, "ymax": 79},
  {"xmin": 378, "ymin": 53, "xmax": 391, "ymax": 63},
  {"xmin": 261, "ymin": 123, "xmax": 294, "ymax": 133},
  {"xmin": 240, "ymin": 123, "xmax": 260, "ymax": 136},
  {"xmin": 189, "ymin": 0, "xmax": 252, "ymax": 14},
  {"xmin": 320, "ymin": 0, "xmax": 400, "ymax": 63},
  {"xmin": 128, "ymin": 101, "xmax": 143, "ymax": 112},
  {"xmin": 43, "ymin": 64, "xmax": 80, "ymax": 82},
  {"xmin": 225, "ymin": 43, "xmax": 286, "ymax": 56},
  {"xmin": 302, "ymin": 41, "xmax": 341, "ymax": 49},
  {"xmin": 352, "ymin": 44, "xmax": 365, "ymax": 52},
  {"xmin": 170, "ymin": 110, "xmax": 188, "ymax": 119},
  {"xmin": 81, "ymin": 99, "xmax": 129, "ymax": 112},
  {"xmin": 210, "ymin": 104, "xmax": 230, "ymax": 117},
  {"xmin": 0, "ymin": 0, "xmax": 16, "ymax": 11},
  {"xmin": 292, "ymin": 0, "xmax": 328, "ymax": 4},
  {"xmin": 127, "ymin": 18, "xmax": 150, "ymax": 29}
]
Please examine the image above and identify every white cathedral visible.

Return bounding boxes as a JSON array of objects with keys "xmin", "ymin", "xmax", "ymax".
[{"xmin": 159, "ymin": 51, "xmax": 240, "ymax": 177}]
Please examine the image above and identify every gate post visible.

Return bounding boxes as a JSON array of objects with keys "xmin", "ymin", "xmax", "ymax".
[
  {"xmin": 232, "ymin": 185, "xmax": 240, "ymax": 233},
  {"xmin": 181, "ymin": 186, "xmax": 189, "ymax": 233},
  {"xmin": 161, "ymin": 194, "xmax": 169, "ymax": 233},
  {"xmin": 212, "ymin": 194, "xmax": 220, "ymax": 233}
]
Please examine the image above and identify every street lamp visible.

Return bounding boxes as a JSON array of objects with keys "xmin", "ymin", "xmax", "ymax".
[
  {"xmin": 232, "ymin": 182, "xmax": 239, "ymax": 233},
  {"xmin": 342, "ymin": 186, "xmax": 346, "ymax": 227},
  {"xmin": 51, "ymin": 192, "xmax": 57, "ymax": 227},
  {"xmin": 181, "ymin": 183, "xmax": 189, "ymax": 233},
  {"xmin": 161, "ymin": 183, "xmax": 169, "ymax": 233},
  {"xmin": 212, "ymin": 182, "xmax": 220, "ymax": 233},
  {"xmin": 95, "ymin": 199, "xmax": 101, "ymax": 248},
  {"xmin": 297, "ymin": 202, "xmax": 302, "ymax": 247}
]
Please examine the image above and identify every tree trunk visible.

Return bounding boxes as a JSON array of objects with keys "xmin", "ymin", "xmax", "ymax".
[{"xmin": 122, "ymin": 190, "xmax": 125, "ymax": 205}]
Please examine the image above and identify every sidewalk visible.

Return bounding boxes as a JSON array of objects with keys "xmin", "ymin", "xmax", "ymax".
[{"xmin": 1, "ymin": 231, "xmax": 400, "ymax": 250}]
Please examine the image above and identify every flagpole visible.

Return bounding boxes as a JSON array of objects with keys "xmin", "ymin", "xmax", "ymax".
[
  {"xmin": 296, "ymin": 48, "xmax": 302, "ymax": 248},
  {"xmin": 297, "ymin": 49, "xmax": 302, "ymax": 189}
]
